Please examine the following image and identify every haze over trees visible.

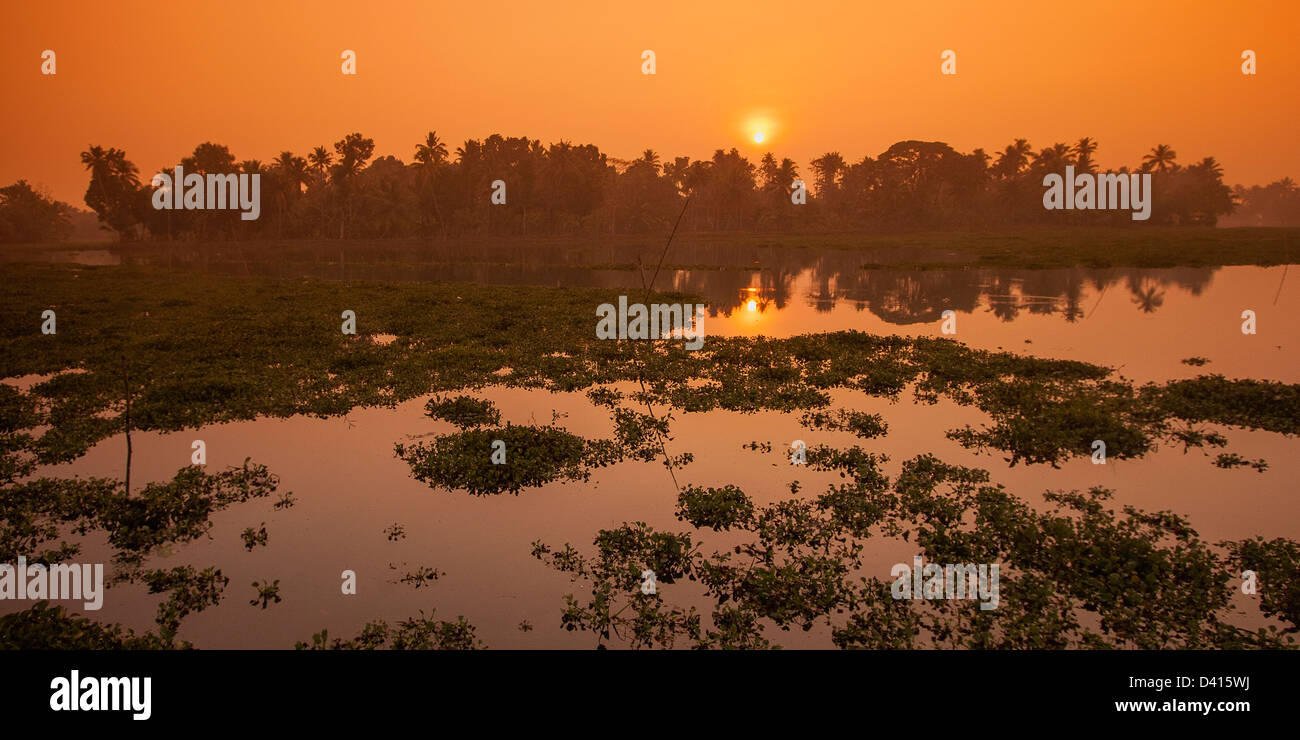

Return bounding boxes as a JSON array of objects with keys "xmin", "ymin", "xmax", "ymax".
[
  {"xmin": 21, "ymin": 133, "xmax": 1295, "ymax": 241},
  {"xmin": 1223, "ymin": 178, "xmax": 1300, "ymax": 227},
  {"xmin": 0, "ymin": 180, "xmax": 73, "ymax": 243}
]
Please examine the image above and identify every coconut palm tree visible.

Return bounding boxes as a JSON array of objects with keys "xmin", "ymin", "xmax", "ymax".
[
  {"xmin": 1073, "ymin": 137, "xmax": 1098, "ymax": 173},
  {"xmin": 80, "ymin": 145, "xmax": 141, "ymax": 238},
  {"xmin": 308, "ymin": 146, "xmax": 333, "ymax": 180},
  {"xmin": 273, "ymin": 151, "xmax": 308, "ymax": 183},
  {"xmin": 414, "ymin": 131, "xmax": 448, "ymax": 166},
  {"xmin": 810, "ymin": 152, "xmax": 846, "ymax": 201},
  {"xmin": 272, "ymin": 151, "xmax": 308, "ymax": 235},
  {"xmin": 992, "ymin": 139, "xmax": 1032, "ymax": 179},
  {"xmin": 1032, "ymin": 143, "xmax": 1073, "ymax": 174},
  {"xmin": 1193, "ymin": 156, "xmax": 1223, "ymax": 178},
  {"xmin": 413, "ymin": 131, "xmax": 449, "ymax": 237},
  {"xmin": 1141, "ymin": 144, "xmax": 1178, "ymax": 173}
]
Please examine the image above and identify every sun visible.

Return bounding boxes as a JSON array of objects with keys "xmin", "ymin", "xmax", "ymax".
[{"xmin": 752, "ymin": 131, "xmax": 765, "ymax": 144}]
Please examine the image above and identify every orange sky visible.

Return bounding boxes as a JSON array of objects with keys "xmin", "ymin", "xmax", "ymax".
[{"xmin": 3, "ymin": 0, "xmax": 1297, "ymax": 205}]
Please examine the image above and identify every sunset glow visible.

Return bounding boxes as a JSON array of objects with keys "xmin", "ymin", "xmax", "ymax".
[
  {"xmin": 8, "ymin": 0, "xmax": 1294, "ymax": 204},
  {"xmin": 3, "ymin": 0, "xmax": 1300, "ymax": 696}
]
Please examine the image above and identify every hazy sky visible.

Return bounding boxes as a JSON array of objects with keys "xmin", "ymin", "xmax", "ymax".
[{"xmin": 3, "ymin": 0, "xmax": 1297, "ymax": 205}]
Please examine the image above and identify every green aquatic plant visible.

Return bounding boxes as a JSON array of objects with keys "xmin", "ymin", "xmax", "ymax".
[
  {"xmin": 535, "ymin": 450, "xmax": 1300, "ymax": 649},
  {"xmin": 393, "ymin": 565, "xmax": 443, "ymax": 589},
  {"xmin": 675, "ymin": 485, "xmax": 754, "ymax": 531},
  {"xmin": 250, "ymin": 579, "xmax": 282, "ymax": 609},
  {"xmin": 141, "ymin": 565, "xmax": 228, "ymax": 644},
  {"xmin": 1224, "ymin": 537, "xmax": 1300, "ymax": 634},
  {"xmin": 424, "ymin": 395, "xmax": 501, "ymax": 429},
  {"xmin": 0, "ymin": 459, "xmax": 283, "ymax": 566},
  {"xmin": 800, "ymin": 409, "xmax": 889, "ymax": 439},
  {"xmin": 241, "ymin": 523, "xmax": 268, "ymax": 550},
  {"xmin": 0, "ymin": 601, "xmax": 176, "ymax": 650},
  {"xmin": 396, "ymin": 423, "xmax": 620, "ymax": 496},
  {"xmin": 295, "ymin": 611, "xmax": 484, "ymax": 650},
  {"xmin": 3, "ymin": 264, "xmax": 1294, "ymax": 475},
  {"xmin": 1213, "ymin": 453, "xmax": 1268, "ymax": 472},
  {"xmin": 531, "ymin": 522, "xmax": 701, "ymax": 649}
]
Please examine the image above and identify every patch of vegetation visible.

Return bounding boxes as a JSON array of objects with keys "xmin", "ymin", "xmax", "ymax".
[
  {"xmin": 424, "ymin": 395, "xmax": 501, "ymax": 429},
  {"xmin": 143, "ymin": 565, "xmax": 228, "ymax": 644},
  {"xmin": 1225, "ymin": 538, "xmax": 1300, "ymax": 633},
  {"xmin": 392, "ymin": 565, "xmax": 443, "ymax": 589},
  {"xmin": 250, "ymin": 579, "xmax": 282, "ymax": 609},
  {"xmin": 676, "ymin": 485, "xmax": 754, "ymax": 531},
  {"xmin": 531, "ymin": 522, "xmax": 700, "ymax": 648},
  {"xmin": 535, "ymin": 450, "xmax": 1300, "ymax": 649},
  {"xmin": 800, "ymin": 409, "xmax": 889, "ymax": 439},
  {"xmin": 3, "ymin": 264, "xmax": 1293, "ymax": 475},
  {"xmin": 295, "ymin": 612, "xmax": 484, "ymax": 650},
  {"xmin": 396, "ymin": 423, "xmax": 620, "ymax": 496},
  {"xmin": 0, "ymin": 459, "xmax": 282, "ymax": 567},
  {"xmin": 241, "ymin": 523, "xmax": 268, "ymax": 550},
  {"xmin": 1213, "ymin": 453, "xmax": 1268, "ymax": 472},
  {"xmin": 0, "ymin": 601, "xmax": 175, "ymax": 650}
]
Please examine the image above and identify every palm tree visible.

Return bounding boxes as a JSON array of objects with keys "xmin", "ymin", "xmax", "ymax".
[
  {"xmin": 776, "ymin": 158, "xmax": 799, "ymax": 191},
  {"xmin": 271, "ymin": 152, "xmax": 308, "ymax": 235},
  {"xmin": 1194, "ymin": 156, "xmax": 1223, "ymax": 178},
  {"xmin": 639, "ymin": 149, "xmax": 661, "ymax": 171},
  {"xmin": 413, "ymin": 131, "xmax": 448, "ymax": 166},
  {"xmin": 1073, "ymin": 137, "xmax": 1098, "ymax": 173},
  {"xmin": 809, "ymin": 152, "xmax": 846, "ymax": 200},
  {"xmin": 80, "ymin": 145, "xmax": 113, "ymax": 207},
  {"xmin": 273, "ymin": 151, "xmax": 309, "ymax": 192},
  {"xmin": 992, "ymin": 139, "xmax": 1032, "ymax": 179},
  {"xmin": 1141, "ymin": 144, "xmax": 1178, "ymax": 173},
  {"xmin": 80, "ymin": 145, "xmax": 141, "ymax": 238},
  {"xmin": 308, "ymin": 146, "xmax": 333, "ymax": 179},
  {"xmin": 413, "ymin": 131, "xmax": 449, "ymax": 237},
  {"xmin": 759, "ymin": 152, "xmax": 779, "ymax": 192},
  {"xmin": 663, "ymin": 156, "xmax": 692, "ymax": 195},
  {"xmin": 1032, "ymin": 143, "xmax": 1073, "ymax": 173}
]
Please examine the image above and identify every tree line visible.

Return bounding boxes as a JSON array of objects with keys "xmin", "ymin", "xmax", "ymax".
[{"xmin": 3, "ymin": 132, "xmax": 1295, "ymax": 243}]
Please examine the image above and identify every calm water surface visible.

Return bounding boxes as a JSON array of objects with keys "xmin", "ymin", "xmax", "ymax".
[{"xmin": 4, "ymin": 243, "xmax": 1296, "ymax": 647}]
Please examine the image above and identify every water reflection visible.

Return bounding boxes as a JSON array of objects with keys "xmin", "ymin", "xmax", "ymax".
[
  {"xmin": 3, "ymin": 240, "xmax": 1296, "ymax": 648},
  {"xmin": 7, "ymin": 240, "xmax": 1229, "ymax": 326},
  {"xmin": 9, "ymin": 240, "xmax": 1294, "ymax": 382}
]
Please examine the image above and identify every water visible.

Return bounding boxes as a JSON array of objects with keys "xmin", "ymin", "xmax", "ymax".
[{"xmin": 3, "ymin": 244, "xmax": 1296, "ymax": 648}]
